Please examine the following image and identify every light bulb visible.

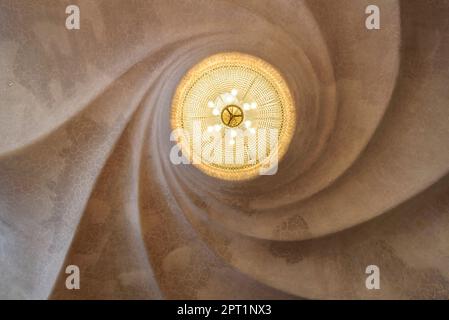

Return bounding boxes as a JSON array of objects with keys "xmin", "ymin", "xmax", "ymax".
[
  {"xmin": 212, "ymin": 108, "xmax": 220, "ymax": 116},
  {"xmin": 251, "ymin": 102, "xmax": 257, "ymax": 109},
  {"xmin": 231, "ymin": 88, "xmax": 238, "ymax": 96},
  {"xmin": 208, "ymin": 101, "xmax": 215, "ymax": 108},
  {"xmin": 225, "ymin": 94, "xmax": 234, "ymax": 103},
  {"xmin": 243, "ymin": 103, "xmax": 250, "ymax": 111},
  {"xmin": 244, "ymin": 120, "xmax": 252, "ymax": 128},
  {"xmin": 207, "ymin": 126, "xmax": 214, "ymax": 133}
]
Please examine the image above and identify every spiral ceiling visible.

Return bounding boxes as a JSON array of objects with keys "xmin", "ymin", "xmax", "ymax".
[{"xmin": 1, "ymin": 0, "xmax": 449, "ymax": 299}]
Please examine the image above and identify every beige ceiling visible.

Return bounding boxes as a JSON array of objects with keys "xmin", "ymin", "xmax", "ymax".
[{"xmin": 0, "ymin": 0, "xmax": 449, "ymax": 299}]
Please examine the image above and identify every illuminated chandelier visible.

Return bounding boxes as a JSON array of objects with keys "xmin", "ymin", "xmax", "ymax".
[{"xmin": 171, "ymin": 52, "xmax": 296, "ymax": 180}]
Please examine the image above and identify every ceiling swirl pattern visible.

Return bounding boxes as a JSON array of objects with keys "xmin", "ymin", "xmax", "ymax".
[{"xmin": 0, "ymin": 0, "xmax": 449, "ymax": 299}]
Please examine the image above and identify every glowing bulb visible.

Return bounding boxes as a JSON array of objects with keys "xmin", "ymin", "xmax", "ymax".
[
  {"xmin": 212, "ymin": 108, "xmax": 220, "ymax": 116},
  {"xmin": 207, "ymin": 126, "xmax": 214, "ymax": 133},
  {"xmin": 243, "ymin": 103, "xmax": 250, "ymax": 111},
  {"xmin": 231, "ymin": 88, "xmax": 238, "ymax": 96},
  {"xmin": 249, "ymin": 128, "xmax": 256, "ymax": 135},
  {"xmin": 208, "ymin": 101, "xmax": 215, "ymax": 108},
  {"xmin": 229, "ymin": 139, "xmax": 235, "ymax": 145},
  {"xmin": 244, "ymin": 120, "xmax": 252, "ymax": 128},
  {"xmin": 230, "ymin": 129, "xmax": 237, "ymax": 138},
  {"xmin": 214, "ymin": 124, "xmax": 222, "ymax": 132},
  {"xmin": 225, "ymin": 94, "xmax": 234, "ymax": 103},
  {"xmin": 251, "ymin": 102, "xmax": 257, "ymax": 109}
]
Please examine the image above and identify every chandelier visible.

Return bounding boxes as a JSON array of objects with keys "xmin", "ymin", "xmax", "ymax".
[{"xmin": 171, "ymin": 52, "xmax": 295, "ymax": 180}]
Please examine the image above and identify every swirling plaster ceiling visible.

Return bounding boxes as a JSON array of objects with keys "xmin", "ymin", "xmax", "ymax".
[{"xmin": 0, "ymin": 0, "xmax": 449, "ymax": 299}]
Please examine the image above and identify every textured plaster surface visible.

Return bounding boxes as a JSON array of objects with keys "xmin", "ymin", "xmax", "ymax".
[{"xmin": 0, "ymin": 0, "xmax": 448, "ymax": 299}]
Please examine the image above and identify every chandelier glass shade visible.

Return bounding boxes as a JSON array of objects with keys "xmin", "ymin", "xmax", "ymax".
[{"xmin": 171, "ymin": 52, "xmax": 296, "ymax": 180}]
